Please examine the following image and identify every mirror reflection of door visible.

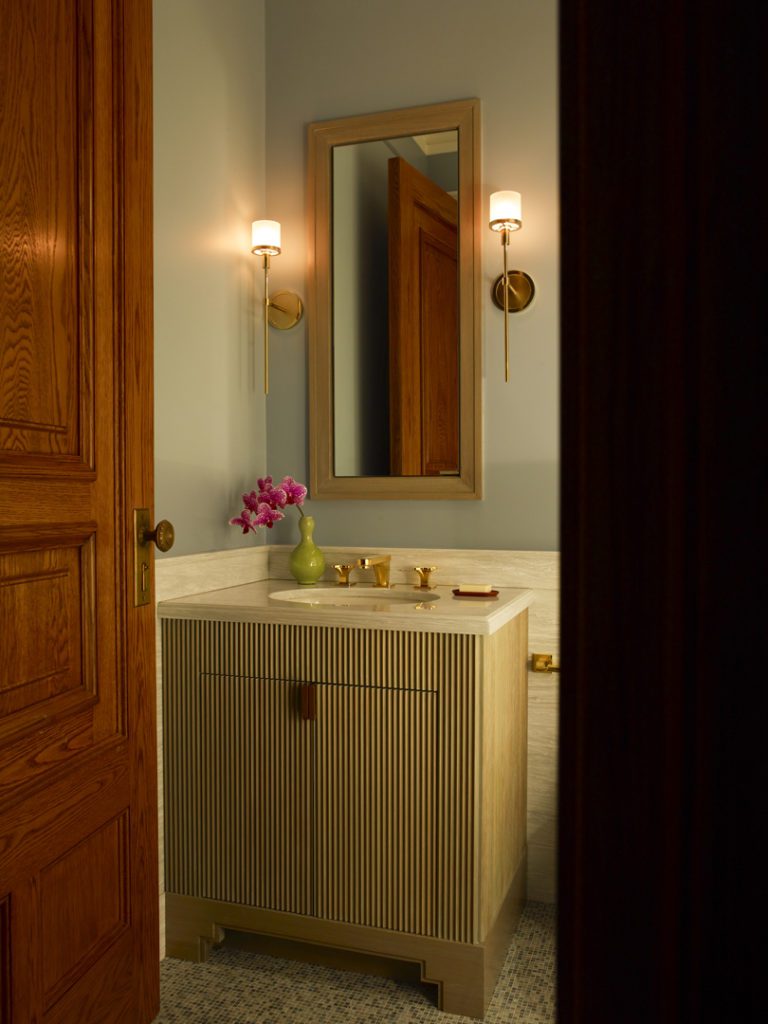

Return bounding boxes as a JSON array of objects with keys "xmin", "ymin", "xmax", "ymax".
[
  {"xmin": 332, "ymin": 131, "xmax": 459, "ymax": 478},
  {"xmin": 388, "ymin": 157, "xmax": 458, "ymax": 476}
]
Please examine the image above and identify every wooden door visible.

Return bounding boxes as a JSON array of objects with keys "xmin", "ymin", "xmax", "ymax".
[
  {"xmin": 0, "ymin": 2, "xmax": 157, "ymax": 1021},
  {"xmin": 313, "ymin": 683, "xmax": 437, "ymax": 935},
  {"xmin": 163, "ymin": 672, "xmax": 313, "ymax": 918},
  {"xmin": 388, "ymin": 157, "xmax": 459, "ymax": 476}
]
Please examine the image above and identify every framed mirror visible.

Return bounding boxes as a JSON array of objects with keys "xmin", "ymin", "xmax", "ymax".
[{"xmin": 307, "ymin": 99, "xmax": 482, "ymax": 499}]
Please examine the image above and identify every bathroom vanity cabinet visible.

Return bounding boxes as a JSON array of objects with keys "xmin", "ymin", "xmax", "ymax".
[{"xmin": 160, "ymin": 588, "xmax": 529, "ymax": 1018}]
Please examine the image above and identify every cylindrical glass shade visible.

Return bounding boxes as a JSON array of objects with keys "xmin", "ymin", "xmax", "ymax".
[
  {"xmin": 489, "ymin": 191, "xmax": 522, "ymax": 230},
  {"xmin": 251, "ymin": 219, "xmax": 281, "ymax": 253}
]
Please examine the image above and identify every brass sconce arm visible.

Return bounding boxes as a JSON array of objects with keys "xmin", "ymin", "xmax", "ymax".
[
  {"xmin": 251, "ymin": 220, "xmax": 304, "ymax": 395},
  {"xmin": 489, "ymin": 192, "xmax": 535, "ymax": 383}
]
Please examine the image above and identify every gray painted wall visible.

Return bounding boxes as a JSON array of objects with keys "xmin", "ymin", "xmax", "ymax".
[
  {"xmin": 153, "ymin": 0, "xmax": 558, "ymax": 556},
  {"xmin": 264, "ymin": 0, "xmax": 559, "ymax": 551},
  {"xmin": 154, "ymin": 0, "xmax": 268, "ymax": 556}
]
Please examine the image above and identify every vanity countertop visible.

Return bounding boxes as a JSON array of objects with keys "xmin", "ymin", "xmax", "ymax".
[{"xmin": 157, "ymin": 580, "xmax": 533, "ymax": 636}]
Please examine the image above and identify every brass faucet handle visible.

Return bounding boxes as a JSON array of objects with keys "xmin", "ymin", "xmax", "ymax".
[
  {"xmin": 332, "ymin": 563, "xmax": 357, "ymax": 586},
  {"xmin": 414, "ymin": 565, "xmax": 437, "ymax": 589}
]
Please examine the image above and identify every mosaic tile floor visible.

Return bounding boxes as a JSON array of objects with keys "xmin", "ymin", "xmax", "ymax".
[{"xmin": 155, "ymin": 901, "xmax": 555, "ymax": 1024}]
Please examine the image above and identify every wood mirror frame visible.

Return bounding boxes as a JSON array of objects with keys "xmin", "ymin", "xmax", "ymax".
[{"xmin": 307, "ymin": 99, "xmax": 482, "ymax": 500}]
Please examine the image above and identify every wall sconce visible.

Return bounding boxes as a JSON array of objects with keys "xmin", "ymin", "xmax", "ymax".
[
  {"xmin": 489, "ymin": 191, "xmax": 535, "ymax": 382},
  {"xmin": 251, "ymin": 219, "xmax": 304, "ymax": 395}
]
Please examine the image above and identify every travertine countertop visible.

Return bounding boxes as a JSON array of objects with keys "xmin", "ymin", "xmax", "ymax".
[{"xmin": 158, "ymin": 580, "xmax": 533, "ymax": 636}]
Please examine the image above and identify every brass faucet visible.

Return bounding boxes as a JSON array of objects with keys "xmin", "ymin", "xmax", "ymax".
[{"xmin": 358, "ymin": 555, "xmax": 391, "ymax": 588}]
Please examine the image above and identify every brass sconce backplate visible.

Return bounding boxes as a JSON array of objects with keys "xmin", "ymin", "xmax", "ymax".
[
  {"xmin": 268, "ymin": 289, "xmax": 304, "ymax": 330},
  {"xmin": 492, "ymin": 270, "xmax": 535, "ymax": 312}
]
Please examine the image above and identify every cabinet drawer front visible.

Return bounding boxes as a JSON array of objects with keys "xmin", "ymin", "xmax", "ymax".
[{"xmin": 162, "ymin": 618, "xmax": 477, "ymax": 692}]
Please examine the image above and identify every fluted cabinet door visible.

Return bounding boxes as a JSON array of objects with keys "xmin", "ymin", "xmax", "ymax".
[
  {"xmin": 164, "ymin": 673, "xmax": 312, "ymax": 917},
  {"xmin": 313, "ymin": 683, "xmax": 438, "ymax": 936}
]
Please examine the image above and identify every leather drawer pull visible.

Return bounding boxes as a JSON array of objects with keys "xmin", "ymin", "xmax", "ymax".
[{"xmin": 299, "ymin": 683, "xmax": 317, "ymax": 721}]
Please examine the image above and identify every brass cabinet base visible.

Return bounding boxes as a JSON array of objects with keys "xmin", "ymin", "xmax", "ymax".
[{"xmin": 165, "ymin": 859, "xmax": 525, "ymax": 1021}]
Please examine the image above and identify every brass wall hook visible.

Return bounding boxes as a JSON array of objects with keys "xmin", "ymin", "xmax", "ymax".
[{"xmin": 531, "ymin": 652, "xmax": 560, "ymax": 674}]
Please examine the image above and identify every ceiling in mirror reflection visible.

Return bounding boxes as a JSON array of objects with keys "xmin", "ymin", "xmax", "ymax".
[{"xmin": 332, "ymin": 130, "xmax": 460, "ymax": 478}]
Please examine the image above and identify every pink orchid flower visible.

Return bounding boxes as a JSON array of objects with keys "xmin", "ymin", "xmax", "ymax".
[
  {"xmin": 281, "ymin": 476, "xmax": 307, "ymax": 507},
  {"xmin": 242, "ymin": 490, "xmax": 261, "ymax": 513},
  {"xmin": 259, "ymin": 484, "xmax": 287, "ymax": 508},
  {"xmin": 230, "ymin": 473, "xmax": 308, "ymax": 533},
  {"xmin": 229, "ymin": 509, "xmax": 255, "ymax": 534},
  {"xmin": 254, "ymin": 502, "xmax": 284, "ymax": 528}
]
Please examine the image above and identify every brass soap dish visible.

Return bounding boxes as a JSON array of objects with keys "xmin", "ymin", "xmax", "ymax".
[{"xmin": 452, "ymin": 588, "xmax": 499, "ymax": 598}]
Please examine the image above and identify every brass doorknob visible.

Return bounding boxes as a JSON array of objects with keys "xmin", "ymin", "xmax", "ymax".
[{"xmin": 142, "ymin": 519, "xmax": 175, "ymax": 552}]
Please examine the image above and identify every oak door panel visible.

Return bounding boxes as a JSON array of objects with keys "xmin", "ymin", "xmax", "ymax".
[
  {"xmin": 0, "ymin": 531, "xmax": 95, "ymax": 720},
  {"xmin": 419, "ymin": 231, "xmax": 459, "ymax": 475},
  {"xmin": 0, "ymin": 0, "xmax": 94, "ymax": 470},
  {"xmin": 40, "ymin": 813, "xmax": 129, "ymax": 1010},
  {"xmin": 388, "ymin": 156, "xmax": 459, "ymax": 476}
]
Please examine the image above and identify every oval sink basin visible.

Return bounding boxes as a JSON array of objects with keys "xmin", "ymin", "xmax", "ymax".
[{"xmin": 269, "ymin": 587, "xmax": 440, "ymax": 609}]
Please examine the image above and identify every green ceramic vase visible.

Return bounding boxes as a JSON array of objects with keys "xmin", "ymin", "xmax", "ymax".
[{"xmin": 289, "ymin": 514, "xmax": 326, "ymax": 585}]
